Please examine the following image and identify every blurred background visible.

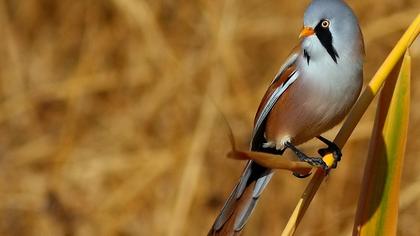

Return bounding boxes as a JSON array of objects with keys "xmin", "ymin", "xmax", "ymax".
[{"xmin": 0, "ymin": 0, "xmax": 418, "ymax": 235}]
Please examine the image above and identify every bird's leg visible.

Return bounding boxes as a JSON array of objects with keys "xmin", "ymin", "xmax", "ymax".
[
  {"xmin": 284, "ymin": 142, "xmax": 328, "ymax": 171},
  {"xmin": 262, "ymin": 140, "xmax": 311, "ymax": 177},
  {"xmin": 316, "ymin": 136, "xmax": 342, "ymax": 169}
]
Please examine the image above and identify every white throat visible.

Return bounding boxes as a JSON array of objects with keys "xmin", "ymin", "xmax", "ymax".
[{"xmin": 298, "ymin": 36, "xmax": 362, "ymax": 86}]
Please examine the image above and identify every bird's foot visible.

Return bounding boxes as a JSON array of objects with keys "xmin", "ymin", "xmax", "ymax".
[
  {"xmin": 284, "ymin": 142, "xmax": 329, "ymax": 177},
  {"xmin": 316, "ymin": 136, "xmax": 342, "ymax": 169}
]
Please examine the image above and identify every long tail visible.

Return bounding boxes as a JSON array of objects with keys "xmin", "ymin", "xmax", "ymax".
[{"xmin": 208, "ymin": 161, "xmax": 273, "ymax": 236}]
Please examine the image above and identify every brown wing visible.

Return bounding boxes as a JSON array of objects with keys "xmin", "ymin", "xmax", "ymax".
[
  {"xmin": 251, "ymin": 46, "xmax": 300, "ymax": 150},
  {"xmin": 254, "ymin": 65, "xmax": 297, "ymax": 126}
]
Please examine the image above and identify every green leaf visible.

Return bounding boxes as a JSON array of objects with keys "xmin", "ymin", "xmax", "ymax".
[{"xmin": 353, "ymin": 51, "xmax": 411, "ymax": 236}]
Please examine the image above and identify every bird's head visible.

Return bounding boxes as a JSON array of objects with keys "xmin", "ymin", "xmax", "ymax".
[{"xmin": 299, "ymin": 0, "xmax": 364, "ymax": 65}]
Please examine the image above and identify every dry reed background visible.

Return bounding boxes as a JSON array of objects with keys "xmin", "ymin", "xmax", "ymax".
[{"xmin": 0, "ymin": 0, "xmax": 419, "ymax": 235}]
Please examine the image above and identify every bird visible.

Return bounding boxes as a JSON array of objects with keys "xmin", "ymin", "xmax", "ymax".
[{"xmin": 208, "ymin": 0, "xmax": 365, "ymax": 235}]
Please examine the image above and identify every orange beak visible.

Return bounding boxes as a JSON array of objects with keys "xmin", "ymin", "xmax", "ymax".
[{"xmin": 299, "ymin": 27, "xmax": 315, "ymax": 39}]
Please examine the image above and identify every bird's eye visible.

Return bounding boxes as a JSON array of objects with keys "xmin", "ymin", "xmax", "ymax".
[{"xmin": 321, "ymin": 20, "xmax": 330, "ymax": 28}]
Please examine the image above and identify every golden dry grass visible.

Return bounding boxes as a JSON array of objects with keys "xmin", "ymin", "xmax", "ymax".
[{"xmin": 0, "ymin": 0, "xmax": 418, "ymax": 235}]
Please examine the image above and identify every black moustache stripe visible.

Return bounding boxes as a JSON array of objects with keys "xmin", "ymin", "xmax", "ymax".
[
  {"xmin": 315, "ymin": 23, "xmax": 339, "ymax": 63},
  {"xmin": 304, "ymin": 49, "xmax": 311, "ymax": 65}
]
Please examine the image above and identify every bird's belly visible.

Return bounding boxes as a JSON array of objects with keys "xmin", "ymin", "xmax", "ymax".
[{"xmin": 264, "ymin": 75, "xmax": 359, "ymax": 147}]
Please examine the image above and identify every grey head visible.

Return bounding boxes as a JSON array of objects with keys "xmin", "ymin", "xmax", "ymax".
[{"xmin": 300, "ymin": 0, "xmax": 364, "ymax": 65}]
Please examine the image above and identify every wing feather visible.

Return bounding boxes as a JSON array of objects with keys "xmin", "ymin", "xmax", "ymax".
[{"xmin": 251, "ymin": 52, "xmax": 299, "ymax": 150}]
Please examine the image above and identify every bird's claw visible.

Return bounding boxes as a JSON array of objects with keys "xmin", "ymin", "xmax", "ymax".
[
  {"xmin": 307, "ymin": 156, "xmax": 329, "ymax": 170},
  {"xmin": 284, "ymin": 141, "xmax": 329, "ymax": 174},
  {"xmin": 316, "ymin": 136, "xmax": 342, "ymax": 169}
]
